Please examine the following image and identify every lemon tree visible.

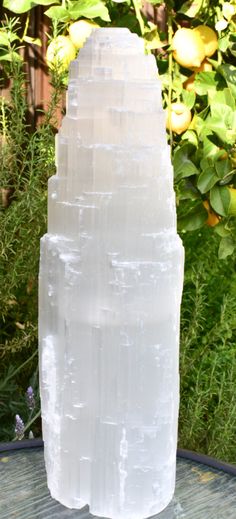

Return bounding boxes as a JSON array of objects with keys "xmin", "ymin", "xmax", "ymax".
[{"xmin": 161, "ymin": 3, "xmax": 236, "ymax": 259}]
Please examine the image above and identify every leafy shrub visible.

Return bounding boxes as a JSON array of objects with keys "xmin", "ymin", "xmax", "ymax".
[
  {"xmin": 179, "ymin": 227, "xmax": 236, "ymax": 461},
  {"xmin": 0, "ymin": 24, "xmax": 65, "ymax": 439}
]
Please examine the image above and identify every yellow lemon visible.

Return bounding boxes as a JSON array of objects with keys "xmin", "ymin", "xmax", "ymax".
[
  {"xmin": 193, "ymin": 25, "xmax": 218, "ymax": 57},
  {"xmin": 192, "ymin": 58, "xmax": 213, "ymax": 72},
  {"xmin": 46, "ymin": 36, "xmax": 76, "ymax": 72},
  {"xmin": 203, "ymin": 200, "xmax": 220, "ymax": 227},
  {"xmin": 227, "ymin": 187, "xmax": 236, "ymax": 216},
  {"xmin": 166, "ymin": 102, "xmax": 192, "ymax": 135},
  {"xmin": 183, "ymin": 74, "xmax": 196, "ymax": 92},
  {"xmin": 69, "ymin": 20, "xmax": 99, "ymax": 50},
  {"xmin": 172, "ymin": 28, "xmax": 205, "ymax": 68}
]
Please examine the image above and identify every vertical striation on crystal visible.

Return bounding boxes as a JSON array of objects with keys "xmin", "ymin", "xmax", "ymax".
[{"xmin": 39, "ymin": 27, "xmax": 184, "ymax": 519}]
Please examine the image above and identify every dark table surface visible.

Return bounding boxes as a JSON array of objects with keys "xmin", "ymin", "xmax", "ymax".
[{"xmin": 1, "ymin": 447, "xmax": 236, "ymax": 518}]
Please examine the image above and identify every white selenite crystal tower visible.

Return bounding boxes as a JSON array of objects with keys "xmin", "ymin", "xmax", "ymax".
[{"xmin": 39, "ymin": 28, "xmax": 184, "ymax": 519}]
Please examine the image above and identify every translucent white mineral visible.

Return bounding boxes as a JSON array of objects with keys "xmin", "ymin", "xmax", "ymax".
[{"xmin": 39, "ymin": 28, "xmax": 184, "ymax": 519}]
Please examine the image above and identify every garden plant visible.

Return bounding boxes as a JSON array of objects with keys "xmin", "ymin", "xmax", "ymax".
[{"xmin": 0, "ymin": 0, "xmax": 236, "ymax": 461}]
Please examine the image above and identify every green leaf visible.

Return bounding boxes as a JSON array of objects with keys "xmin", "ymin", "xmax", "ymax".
[
  {"xmin": 194, "ymin": 71, "xmax": 225, "ymax": 96},
  {"xmin": 214, "ymin": 222, "xmax": 231, "ymax": 237},
  {"xmin": 218, "ymin": 64, "xmax": 236, "ymax": 84},
  {"xmin": 196, "ymin": 105, "xmax": 209, "ymax": 121},
  {"xmin": 229, "ymin": 34, "xmax": 236, "ymax": 57},
  {"xmin": 207, "ymin": 127, "xmax": 235, "ymax": 146},
  {"xmin": 217, "ymin": 64, "xmax": 236, "ymax": 98},
  {"xmin": 69, "ymin": 0, "xmax": 110, "ymax": 21},
  {"xmin": 177, "ymin": 179, "xmax": 200, "ymax": 201},
  {"xmin": 178, "ymin": 0, "xmax": 203, "ymax": 17},
  {"xmin": 218, "ymin": 237, "xmax": 235, "ymax": 259},
  {"xmin": 210, "ymin": 88, "xmax": 235, "ymax": 111},
  {"xmin": 199, "ymin": 99, "xmax": 236, "ymax": 146},
  {"xmin": 148, "ymin": 0, "xmax": 163, "ymax": 4},
  {"xmin": 115, "ymin": 13, "xmax": 138, "ymax": 30},
  {"xmin": 202, "ymin": 135, "xmax": 220, "ymax": 158},
  {"xmin": 215, "ymin": 159, "xmax": 232, "ymax": 179},
  {"xmin": 34, "ymin": 0, "xmax": 59, "ymax": 4},
  {"xmin": 0, "ymin": 49, "xmax": 22, "ymax": 61},
  {"xmin": 200, "ymin": 157, "xmax": 212, "ymax": 170},
  {"xmin": 173, "ymin": 143, "xmax": 199, "ymax": 181},
  {"xmin": 210, "ymin": 185, "xmax": 230, "ymax": 216},
  {"xmin": 197, "ymin": 167, "xmax": 218, "ymax": 194},
  {"xmin": 3, "ymin": 0, "xmax": 34, "ymax": 13},
  {"xmin": 144, "ymin": 25, "xmax": 166, "ymax": 51},
  {"xmin": 207, "ymin": 133, "xmax": 225, "ymax": 148},
  {"xmin": 45, "ymin": 6, "xmax": 70, "ymax": 20},
  {"xmin": 0, "ymin": 31, "xmax": 19, "ymax": 46},
  {"xmin": 208, "ymin": 104, "xmax": 236, "ymax": 145},
  {"xmin": 218, "ymin": 34, "xmax": 230, "ymax": 52},
  {"xmin": 181, "ymin": 129, "xmax": 198, "ymax": 147},
  {"xmin": 182, "ymin": 89, "xmax": 196, "ymax": 110},
  {"xmin": 0, "ymin": 33, "xmax": 9, "ymax": 46},
  {"xmin": 178, "ymin": 203, "xmax": 207, "ymax": 231},
  {"xmin": 210, "ymin": 103, "xmax": 233, "ymax": 123},
  {"xmin": 23, "ymin": 36, "xmax": 42, "ymax": 46},
  {"xmin": 230, "ymin": 43, "xmax": 236, "ymax": 58}
]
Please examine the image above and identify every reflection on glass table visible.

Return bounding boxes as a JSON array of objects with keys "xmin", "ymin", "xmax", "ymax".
[{"xmin": 0, "ymin": 445, "xmax": 236, "ymax": 519}]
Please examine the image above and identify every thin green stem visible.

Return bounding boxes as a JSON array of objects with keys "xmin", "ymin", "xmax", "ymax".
[
  {"xmin": 0, "ymin": 350, "xmax": 38, "ymax": 391},
  {"xmin": 21, "ymin": 13, "xmax": 30, "ymax": 42},
  {"xmin": 0, "ymin": 98, "xmax": 7, "ymax": 140},
  {"xmin": 132, "ymin": 0, "xmax": 145, "ymax": 36},
  {"xmin": 167, "ymin": 15, "xmax": 173, "ymax": 149},
  {"xmin": 217, "ymin": 48, "xmax": 222, "ymax": 66}
]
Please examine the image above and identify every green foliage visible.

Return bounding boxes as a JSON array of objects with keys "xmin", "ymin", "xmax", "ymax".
[
  {"xmin": 45, "ymin": 1, "xmax": 111, "ymax": 22},
  {"xmin": 3, "ymin": 0, "xmax": 111, "ymax": 21},
  {"xmin": 179, "ymin": 227, "xmax": 236, "ymax": 461},
  {"xmin": 3, "ymin": 0, "xmax": 60, "ymax": 13},
  {"xmin": 0, "ymin": 27, "xmax": 66, "ymax": 440},
  {"xmin": 3, "ymin": 0, "xmax": 34, "ymax": 13},
  {"xmin": 174, "ymin": 64, "xmax": 236, "ymax": 255}
]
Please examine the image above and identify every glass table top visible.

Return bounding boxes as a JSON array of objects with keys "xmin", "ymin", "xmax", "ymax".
[{"xmin": 0, "ymin": 447, "xmax": 236, "ymax": 518}]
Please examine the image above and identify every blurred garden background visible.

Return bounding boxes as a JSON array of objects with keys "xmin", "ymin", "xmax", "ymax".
[{"xmin": 0, "ymin": 0, "xmax": 236, "ymax": 460}]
